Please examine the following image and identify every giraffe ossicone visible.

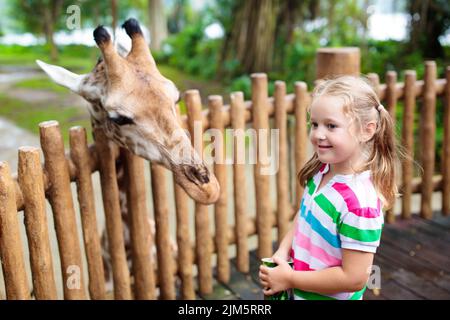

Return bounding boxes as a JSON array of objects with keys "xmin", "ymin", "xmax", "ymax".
[{"xmin": 36, "ymin": 18, "xmax": 220, "ymax": 205}]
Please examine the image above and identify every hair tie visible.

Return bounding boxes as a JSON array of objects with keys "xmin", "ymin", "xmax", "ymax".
[{"xmin": 377, "ymin": 104, "xmax": 385, "ymax": 112}]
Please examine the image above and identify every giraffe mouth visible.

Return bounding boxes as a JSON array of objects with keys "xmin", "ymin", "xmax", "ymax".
[
  {"xmin": 184, "ymin": 164, "xmax": 210, "ymax": 186},
  {"xmin": 172, "ymin": 164, "xmax": 220, "ymax": 204}
]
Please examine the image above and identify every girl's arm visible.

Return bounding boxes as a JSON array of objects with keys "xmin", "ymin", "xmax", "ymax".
[{"xmin": 260, "ymin": 249, "xmax": 374, "ymax": 295}]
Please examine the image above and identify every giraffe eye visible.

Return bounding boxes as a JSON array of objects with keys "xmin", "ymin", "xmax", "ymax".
[{"xmin": 109, "ymin": 114, "xmax": 134, "ymax": 126}]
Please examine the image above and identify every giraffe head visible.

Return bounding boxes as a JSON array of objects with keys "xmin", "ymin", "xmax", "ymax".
[{"xmin": 36, "ymin": 18, "xmax": 219, "ymax": 204}]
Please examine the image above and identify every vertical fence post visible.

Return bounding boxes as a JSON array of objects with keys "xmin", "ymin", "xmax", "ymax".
[
  {"xmin": 274, "ymin": 81, "xmax": 290, "ymax": 243},
  {"xmin": 18, "ymin": 147, "xmax": 57, "ymax": 299},
  {"xmin": 294, "ymin": 82, "xmax": 309, "ymax": 212},
  {"xmin": 385, "ymin": 71, "xmax": 398, "ymax": 223},
  {"xmin": 123, "ymin": 150, "xmax": 156, "ymax": 300},
  {"xmin": 185, "ymin": 89, "xmax": 213, "ymax": 295},
  {"xmin": 251, "ymin": 73, "xmax": 272, "ymax": 259},
  {"xmin": 367, "ymin": 73, "xmax": 380, "ymax": 98},
  {"xmin": 230, "ymin": 91, "xmax": 249, "ymax": 273},
  {"xmin": 0, "ymin": 162, "xmax": 30, "ymax": 300},
  {"xmin": 209, "ymin": 95, "xmax": 229, "ymax": 284},
  {"xmin": 420, "ymin": 61, "xmax": 437, "ymax": 220},
  {"xmin": 316, "ymin": 48, "xmax": 360, "ymax": 79},
  {"xmin": 150, "ymin": 162, "xmax": 175, "ymax": 299},
  {"xmin": 385, "ymin": 71, "xmax": 398, "ymax": 123},
  {"xmin": 69, "ymin": 127, "xmax": 106, "ymax": 300},
  {"xmin": 173, "ymin": 104, "xmax": 195, "ymax": 299},
  {"xmin": 401, "ymin": 71, "xmax": 417, "ymax": 220},
  {"xmin": 39, "ymin": 121, "xmax": 86, "ymax": 299},
  {"xmin": 93, "ymin": 127, "xmax": 131, "ymax": 299},
  {"xmin": 443, "ymin": 66, "xmax": 450, "ymax": 216}
]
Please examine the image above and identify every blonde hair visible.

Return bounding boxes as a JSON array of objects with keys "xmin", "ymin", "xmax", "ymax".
[{"xmin": 297, "ymin": 75, "xmax": 399, "ymax": 209}]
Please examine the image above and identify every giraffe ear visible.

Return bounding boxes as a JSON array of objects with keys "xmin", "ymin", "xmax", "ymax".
[{"xmin": 36, "ymin": 59, "xmax": 86, "ymax": 93}]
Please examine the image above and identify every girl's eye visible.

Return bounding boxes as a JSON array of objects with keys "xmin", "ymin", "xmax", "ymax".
[
  {"xmin": 311, "ymin": 122, "xmax": 318, "ymax": 128},
  {"xmin": 327, "ymin": 123, "xmax": 337, "ymax": 129}
]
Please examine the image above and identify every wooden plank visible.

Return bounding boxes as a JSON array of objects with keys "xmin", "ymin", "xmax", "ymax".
[
  {"xmin": 185, "ymin": 89, "xmax": 213, "ymax": 295},
  {"xmin": 429, "ymin": 214, "xmax": 450, "ymax": 229},
  {"xmin": 93, "ymin": 128, "xmax": 131, "ymax": 299},
  {"xmin": 230, "ymin": 92, "xmax": 250, "ymax": 273},
  {"xmin": 0, "ymin": 162, "xmax": 30, "ymax": 300},
  {"xmin": 69, "ymin": 127, "xmax": 106, "ymax": 300},
  {"xmin": 274, "ymin": 81, "xmax": 290, "ymax": 243},
  {"xmin": 420, "ymin": 61, "xmax": 437, "ymax": 219},
  {"xmin": 251, "ymin": 73, "xmax": 272, "ymax": 259},
  {"xmin": 380, "ymin": 221, "xmax": 450, "ymax": 273},
  {"xmin": 18, "ymin": 147, "xmax": 57, "ymax": 300},
  {"xmin": 411, "ymin": 216, "xmax": 450, "ymax": 243},
  {"xmin": 401, "ymin": 71, "xmax": 416, "ymax": 219},
  {"xmin": 124, "ymin": 151, "xmax": 156, "ymax": 300},
  {"xmin": 209, "ymin": 95, "xmax": 229, "ymax": 284},
  {"xmin": 39, "ymin": 121, "xmax": 86, "ymax": 299},
  {"xmin": 222, "ymin": 259, "xmax": 263, "ymax": 300},
  {"xmin": 173, "ymin": 103, "xmax": 195, "ymax": 300},
  {"xmin": 385, "ymin": 71, "xmax": 397, "ymax": 223},
  {"xmin": 198, "ymin": 279, "xmax": 239, "ymax": 300},
  {"xmin": 377, "ymin": 238, "xmax": 450, "ymax": 297},
  {"xmin": 369, "ymin": 254, "xmax": 425, "ymax": 300},
  {"xmin": 150, "ymin": 162, "xmax": 174, "ymax": 299},
  {"xmin": 377, "ymin": 263, "xmax": 449, "ymax": 299},
  {"xmin": 379, "ymin": 235, "xmax": 450, "ymax": 290}
]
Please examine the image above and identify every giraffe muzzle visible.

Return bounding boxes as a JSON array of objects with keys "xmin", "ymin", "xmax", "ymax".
[{"xmin": 184, "ymin": 164, "xmax": 210, "ymax": 186}]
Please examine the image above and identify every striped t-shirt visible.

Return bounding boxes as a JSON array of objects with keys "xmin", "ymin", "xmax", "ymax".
[{"xmin": 291, "ymin": 163, "xmax": 384, "ymax": 300}]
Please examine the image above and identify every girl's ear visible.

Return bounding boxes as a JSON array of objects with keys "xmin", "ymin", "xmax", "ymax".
[{"xmin": 362, "ymin": 121, "xmax": 377, "ymax": 142}]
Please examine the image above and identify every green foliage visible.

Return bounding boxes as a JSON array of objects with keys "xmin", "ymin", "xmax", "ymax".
[
  {"xmin": 0, "ymin": 44, "xmax": 96, "ymax": 72},
  {"xmin": 159, "ymin": 14, "xmax": 221, "ymax": 79}
]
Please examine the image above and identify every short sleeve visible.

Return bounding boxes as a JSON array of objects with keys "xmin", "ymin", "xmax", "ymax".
[{"xmin": 338, "ymin": 201, "xmax": 384, "ymax": 253}]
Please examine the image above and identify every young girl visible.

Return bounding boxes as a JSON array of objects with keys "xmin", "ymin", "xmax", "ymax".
[{"xmin": 259, "ymin": 75, "xmax": 398, "ymax": 300}]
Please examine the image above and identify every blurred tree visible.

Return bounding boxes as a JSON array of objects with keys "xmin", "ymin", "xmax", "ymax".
[
  {"xmin": 148, "ymin": 0, "xmax": 168, "ymax": 51},
  {"xmin": 220, "ymin": 0, "xmax": 278, "ymax": 75},
  {"xmin": 10, "ymin": 0, "xmax": 68, "ymax": 61},
  {"xmin": 408, "ymin": 0, "xmax": 450, "ymax": 58},
  {"xmin": 111, "ymin": 0, "xmax": 118, "ymax": 37},
  {"xmin": 167, "ymin": 0, "xmax": 194, "ymax": 34}
]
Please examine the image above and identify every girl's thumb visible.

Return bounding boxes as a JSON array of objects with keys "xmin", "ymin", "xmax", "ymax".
[{"xmin": 272, "ymin": 256, "xmax": 284, "ymax": 266}]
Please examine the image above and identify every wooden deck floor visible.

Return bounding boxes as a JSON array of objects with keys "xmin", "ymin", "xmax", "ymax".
[{"xmin": 196, "ymin": 214, "xmax": 450, "ymax": 300}]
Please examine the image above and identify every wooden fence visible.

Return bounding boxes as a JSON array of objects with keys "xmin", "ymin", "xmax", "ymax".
[{"xmin": 0, "ymin": 62, "xmax": 449, "ymax": 300}]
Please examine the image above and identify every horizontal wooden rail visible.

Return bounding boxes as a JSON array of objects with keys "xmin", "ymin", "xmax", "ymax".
[
  {"xmin": 12, "ymin": 142, "xmax": 114, "ymax": 211},
  {"xmin": 178, "ymin": 78, "xmax": 447, "ymax": 131}
]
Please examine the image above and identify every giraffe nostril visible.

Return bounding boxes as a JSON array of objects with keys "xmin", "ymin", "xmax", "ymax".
[{"xmin": 185, "ymin": 165, "xmax": 210, "ymax": 185}]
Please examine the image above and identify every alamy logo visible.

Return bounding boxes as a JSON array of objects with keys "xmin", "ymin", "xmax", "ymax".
[
  {"xmin": 66, "ymin": 265, "xmax": 81, "ymax": 290},
  {"xmin": 66, "ymin": 5, "xmax": 81, "ymax": 30},
  {"xmin": 366, "ymin": 265, "xmax": 381, "ymax": 290}
]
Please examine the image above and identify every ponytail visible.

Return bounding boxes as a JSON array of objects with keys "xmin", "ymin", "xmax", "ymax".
[{"xmin": 367, "ymin": 106, "xmax": 398, "ymax": 209}]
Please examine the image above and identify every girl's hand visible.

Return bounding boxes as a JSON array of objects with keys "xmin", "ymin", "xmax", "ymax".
[
  {"xmin": 272, "ymin": 249, "xmax": 290, "ymax": 262},
  {"xmin": 259, "ymin": 256, "xmax": 293, "ymax": 295}
]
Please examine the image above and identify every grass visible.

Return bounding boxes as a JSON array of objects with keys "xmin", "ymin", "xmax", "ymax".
[
  {"xmin": 0, "ymin": 44, "xmax": 97, "ymax": 73},
  {"xmin": 0, "ymin": 92, "xmax": 92, "ymax": 144},
  {"xmin": 13, "ymin": 77, "xmax": 69, "ymax": 93}
]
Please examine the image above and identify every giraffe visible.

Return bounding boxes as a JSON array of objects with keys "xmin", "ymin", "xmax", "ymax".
[{"xmin": 36, "ymin": 18, "xmax": 220, "ymax": 289}]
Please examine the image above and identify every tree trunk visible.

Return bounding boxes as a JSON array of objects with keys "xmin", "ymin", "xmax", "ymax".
[
  {"xmin": 227, "ymin": 0, "xmax": 278, "ymax": 75},
  {"xmin": 43, "ymin": 6, "xmax": 58, "ymax": 62},
  {"xmin": 111, "ymin": 0, "xmax": 118, "ymax": 38},
  {"xmin": 148, "ymin": 0, "xmax": 168, "ymax": 51}
]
